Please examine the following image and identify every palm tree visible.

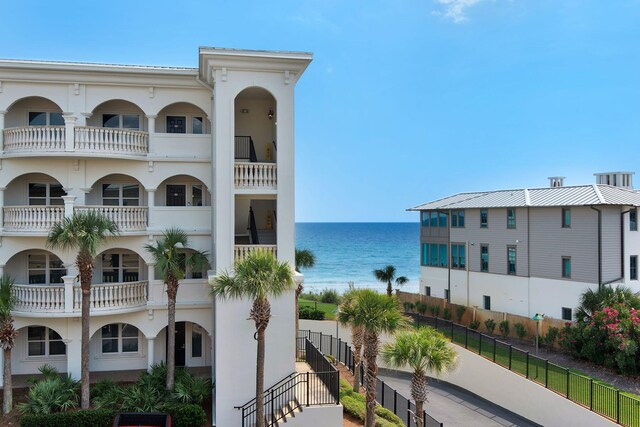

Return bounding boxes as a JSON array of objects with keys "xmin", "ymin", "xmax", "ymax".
[
  {"xmin": 145, "ymin": 228, "xmax": 208, "ymax": 390},
  {"xmin": 374, "ymin": 265, "xmax": 408, "ymax": 297},
  {"xmin": 338, "ymin": 289, "xmax": 407, "ymax": 427},
  {"xmin": 381, "ymin": 327, "xmax": 457, "ymax": 427},
  {"xmin": 0, "ymin": 275, "xmax": 17, "ymax": 414},
  {"xmin": 47, "ymin": 211, "xmax": 119, "ymax": 409},
  {"xmin": 211, "ymin": 249, "xmax": 294, "ymax": 427},
  {"xmin": 339, "ymin": 286, "xmax": 365, "ymax": 393},
  {"xmin": 294, "ymin": 248, "xmax": 316, "ymax": 343},
  {"xmin": 575, "ymin": 285, "xmax": 640, "ymax": 323}
]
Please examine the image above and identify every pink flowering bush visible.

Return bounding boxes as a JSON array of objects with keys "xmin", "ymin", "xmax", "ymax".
[{"xmin": 559, "ymin": 304, "xmax": 640, "ymax": 375}]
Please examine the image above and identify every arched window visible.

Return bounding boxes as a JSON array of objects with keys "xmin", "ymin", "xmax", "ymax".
[
  {"xmin": 27, "ymin": 326, "xmax": 65, "ymax": 357},
  {"xmin": 101, "ymin": 323, "xmax": 139, "ymax": 354},
  {"xmin": 101, "ymin": 252, "xmax": 140, "ymax": 283},
  {"xmin": 28, "ymin": 253, "xmax": 65, "ymax": 284}
]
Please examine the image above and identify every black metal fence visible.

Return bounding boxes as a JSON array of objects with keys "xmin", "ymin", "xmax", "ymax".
[
  {"xmin": 237, "ymin": 337, "xmax": 339, "ymax": 427},
  {"xmin": 407, "ymin": 312, "xmax": 640, "ymax": 427},
  {"xmin": 299, "ymin": 329, "xmax": 444, "ymax": 427}
]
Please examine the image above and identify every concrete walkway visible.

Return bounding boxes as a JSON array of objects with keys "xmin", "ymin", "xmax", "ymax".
[{"xmin": 377, "ymin": 368, "xmax": 539, "ymax": 427}]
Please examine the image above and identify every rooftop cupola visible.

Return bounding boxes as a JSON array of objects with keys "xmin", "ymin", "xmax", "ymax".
[
  {"xmin": 548, "ymin": 176, "xmax": 565, "ymax": 188},
  {"xmin": 594, "ymin": 172, "xmax": 634, "ymax": 189}
]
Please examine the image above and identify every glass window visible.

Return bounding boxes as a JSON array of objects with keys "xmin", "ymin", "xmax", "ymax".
[
  {"xmin": 50, "ymin": 113, "xmax": 65, "ymax": 126},
  {"xmin": 480, "ymin": 245, "xmax": 489, "ymax": 272},
  {"xmin": 562, "ymin": 307, "xmax": 572, "ymax": 321},
  {"xmin": 421, "ymin": 212, "xmax": 429, "ymax": 227},
  {"xmin": 451, "ymin": 244, "xmax": 465, "ymax": 270},
  {"xmin": 102, "ymin": 114, "xmax": 120, "ymax": 128},
  {"xmin": 631, "ymin": 209, "xmax": 638, "ymax": 231},
  {"xmin": 28, "ymin": 112, "xmax": 47, "ymax": 126},
  {"xmin": 102, "ymin": 324, "xmax": 139, "ymax": 354},
  {"xmin": 102, "ymin": 114, "xmax": 139, "ymax": 130},
  {"xmin": 480, "ymin": 209, "xmax": 488, "ymax": 228},
  {"xmin": 192, "ymin": 330, "xmax": 202, "ymax": 358},
  {"xmin": 429, "ymin": 243, "xmax": 438, "ymax": 267},
  {"xmin": 102, "ymin": 184, "xmax": 140, "ymax": 207},
  {"xmin": 444, "ymin": 289, "xmax": 450, "ymax": 301},
  {"xmin": 122, "ymin": 115, "xmax": 140, "ymax": 130},
  {"xmin": 562, "ymin": 257, "xmax": 571, "ymax": 278},
  {"xmin": 451, "ymin": 244, "xmax": 458, "ymax": 269},
  {"xmin": 631, "ymin": 255, "xmax": 638, "ymax": 280},
  {"xmin": 429, "ymin": 212, "xmax": 438, "ymax": 227},
  {"xmin": 421, "ymin": 243, "xmax": 428, "ymax": 266},
  {"xmin": 102, "ymin": 252, "xmax": 140, "ymax": 283},
  {"xmin": 191, "ymin": 185, "xmax": 203, "ymax": 206},
  {"xmin": 28, "ymin": 253, "xmax": 65, "ymax": 284},
  {"xmin": 192, "ymin": 117, "xmax": 204, "ymax": 134},
  {"xmin": 451, "ymin": 210, "xmax": 465, "ymax": 228},
  {"xmin": 562, "ymin": 208, "xmax": 571, "ymax": 228},
  {"xmin": 439, "ymin": 244, "xmax": 448, "ymax": 267},
  {"xmin": 507, "ymin": 209, "xmax": 516, "ymax": 229},
  {"xmin": 28, "ymin": 326, "xmax": 65, "ymax": 357},
  {"xmin": 438, "ymin": 212, "xmax": 447, "ymax": 228},
  {"xmin": 507, "ymin": 246, "xmax": 517, "ymax": 275},
  {"xmin": 425, "ymin": 286, "xmax": 431, "ymax": 297},
  {"xmin": 121, "ymin": 324, "xmax": 139, "ymax": 353},
  {"xmin": 483, "ymin": 295, "xmax": 491, "ymax": 310},
  {"xmin": 29, "ymin": 183, "xmax": 65, "ymax": 206}
]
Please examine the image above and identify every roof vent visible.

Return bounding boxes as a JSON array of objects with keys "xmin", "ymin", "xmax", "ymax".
[
  {"xmin": 594, "ymin": 172, "xmax": 634, "ymax": 189},
  {"xmin": 548, "ymin": 177, "xmax": 565, "ymax": 188}
]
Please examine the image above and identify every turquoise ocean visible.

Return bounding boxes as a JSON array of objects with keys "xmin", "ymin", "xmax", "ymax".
[{"xmin": 294, "ymin": 222, "xmax": 420, "ymax": 294}]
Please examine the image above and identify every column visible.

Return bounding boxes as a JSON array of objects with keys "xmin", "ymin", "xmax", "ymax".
[
  {"xmin": 0, "ymin": 110, "xmax": 6, "ymax": 152},
  {"xmin": 146, "ymin": 115, "xmax": 157, "ymax": 155},
  {"xmin": 147, "ymin": 262, "xmax": 156, "ymax": 303},
  {"xmin": 63, "ymin": 114, "xmax": 77, "ymax": 152},
  {"xmin": 147, "ymin": 336, "xmax": 156, "ymax": 372},
  {"xmin": 65, "ymin": 338, "xmax": 82, "ymax": 380},
  {"xmin": 0, "ymin": 187, "xmax": 5, "ymax": 230},
  {"xmin": 62, "ymin": 275, "xmax": 76, "ymax": 313},
  {"xmin": 147, "ymin": 188, "xmax": 156, "ymax": 230},
  {"xmin": 79, "ymin": 113, "xmax": 92, "ymax": 127},
  {"xmin": 62, "ymin": 195, "xmax": 76, "ymax": 219}
]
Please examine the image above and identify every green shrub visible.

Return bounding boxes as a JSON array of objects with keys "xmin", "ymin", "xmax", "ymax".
[
  {"xmin": 543, "ymin": 326, "xmax": 560, "ymax": 349},
  {"xmin": 499, "ymin": 320, "xmax": 510, "ymax": 338},
  {"xmin": 18, "ymin": 366, "xmax": 80, "ymax": 415},
  {"xmin": 120, "ymin": 383, "xmax": 165, "ymax": 412},
  {"xmin": 415, "ymin": 302, "xmax": 427, "ymax": 316},
  {"xmin": 403, "ymin": 301, "xmax": 415, "ymax": 312},
  {"xmin": 455, "ymin": 305, "xmax": 466, "ymax": 322},
  {"xmin": 515, "ymin": 322, "xmax": 527, "ymax": 340},
  {"xmin": 300, "ymin": 291, "xmax": 320, "ymax": 302},
  {"xmin": 20, "ymin": 409, "xmax": 116, "ymax": 427},
  {"xmin": 91, "ymin": 379, "xmax": 121, "ymax": 409},
  {"xmin": 162, "ymin": 403, "xmax": 207, "ymax": 427},
  {"xmin": 174, "ymin": 375, "xmax": 211, "ymax": 404},
  {"xmin": 469, "ymin": 320, "xmax": 481, "ymax": 330},
  {"xmin": 339, "ymin": 379, "xmax": 403, "ymax": 426},
  {"xmin": 484, "ymin": 319, "xmax": 496, "ymax": 334},
  {"xmin": 375, "ymin": 405, "xmax": 404, "ymax": 426},
  {"xmin": 443, "ymin": 307, "xmax": 451, "ymax": 320},
  {"xmin": 299, "ymin": 305, "xmax": 325, "ymax": 320},
  {"xmin": 320, "ymin": 288, "xmax": 341, "ymax": 304}
]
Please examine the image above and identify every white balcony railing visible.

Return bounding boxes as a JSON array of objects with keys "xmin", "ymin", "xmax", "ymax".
[
  {"xmin": 234, "ymin": 162, "xmax": 277, "ymax": 190},
  {"xmin": 234, "ymin": 245, "xmax": 278, "ymax": 262},
  {"xmin": 73, "ymin": 281, "xmax": 148, "ymax": 311},
  {"xmin": 3, "ymin": 126, "xmax": 65, "ymax": 152},
  {"xmin": 74, "ymin": 206, "xmax": 148, "ymax": 231},
  {"xmin": 3, "ymin": 206, "xmax": 65, "ymax": 231},
  {"xmin": 74, "ymin": 126, "xmax": 148, "ymax": 155},
  {"xmin": 13, "ymin": 284, "xmax": 65, "ymax": 312}
]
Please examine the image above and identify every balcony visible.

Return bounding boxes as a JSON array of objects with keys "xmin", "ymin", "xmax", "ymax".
[
  {"xmin": 234, "ymin": 162, "xmax": 277, "ymax": 191},
  {"xmin": 2, "ymin": 126, "xmax": 148, "ymax": 156},
  {"xmin": 234, "ymin": 244, "xmax": 277, "ymax": 262},
  {"xmin": 74, "ymin": 206, "xmax": 148, "ymax": 232},
  {"xmin": 12, "ymin": 281, "xmax": 148, "ymax": 315}
]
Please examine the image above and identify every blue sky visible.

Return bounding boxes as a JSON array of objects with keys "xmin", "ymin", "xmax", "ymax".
[{"xmin": 1, "ymin": 1, "xmax": 639, "ymax": 222}]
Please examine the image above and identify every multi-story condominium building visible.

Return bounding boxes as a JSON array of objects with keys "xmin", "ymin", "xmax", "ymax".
[
  {"xmin": 0, "ymin": 47, "xmax": 321, "ymax": 425},
  {"xmin": 410, "ymin": 173, "xmax": 640, "ymax": 321}
]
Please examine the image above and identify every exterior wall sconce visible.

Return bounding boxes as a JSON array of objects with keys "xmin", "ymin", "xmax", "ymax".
[{"xmin": 268, "ymin": 108, "xmax": 274, "ymax": 120}]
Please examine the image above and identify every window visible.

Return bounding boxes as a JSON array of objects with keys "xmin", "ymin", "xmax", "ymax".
[
  {"xmin": 421, "ymin": 212, "xmax": 429, "ymax": 227},
  {"xmin": 429, "ymin": 212, "xmax": 438, "ymax": 227},
  {"xmin": 631, "ymin": 209, "xmax": 638, "ymax": 231},
  {"xmin": 102, "ymin": 114, "xmax": 140, "ymax": 130},
  {"xmin": 28, "ymin": 112, "xmax": 64, "ymax": 126},
  {"xmin": 451, "ymin": 244, "xmax": 465, "ymax": 270},
  {"xmin": 562, "ymin": 208, "xmax": 571, "ymax": 228},
  {"xmin": 480, "ymin": 209, "xmax": 488, "ymax": 228},
  {"xmin": 480, "ymin": 245, "xmax": 489, "ymax": 272},
  {"xmin": 192, "ymin": 117, "xmax": 204, "ymax": 134},
  {"xmin": 439, "ymin": 244, "xmax": 448, "ymax": 267},
  {"xmin": 483, "ymin": 295, "xmax": 491, "ymax": 310},
  {"xmin": 425, "ymin": 286, "xmax": 431, "ymax": 297},
  {"xmin": 630, "ymin": 256, "xmax": 637, "ymax": 280},
  {"xmin": 507, "ymin": 246, "xmax": 517, "ymax": 275},
  {"xmin": 423, "ymin": 243, "xmax": 448, "ymax": 267},
  {"xmin": 562, "ymin": 257, "xmax": 571, "ymax": 278},
  {"xmin": 507, "ymin": 208, "xmax": 516, "ymax": 229},
  {"xmin": 28, "ymin": 183, "xmax": 65, "ymax": 206},
  {"xmin": 429, "ymin": 243, "xmax": 438, "ymax": 267},
  {"xmin": 444, "ymin": 289, "xmax": 450, "ymax": 301},
  {"xmin": 101, "ymin": 324, "xmax": 139, "ymax": 354},
  {"xmin": 102, "ymin": 252, "xmax": 140, "ymax": 283},
  {"xmin": 28, "ymin": 253, "xmax": 65, "ymax": 285},
  {"xmin": 438, "ymin": 212, "xmax": 447, "ymax": 228},
  {"xmin": 192, "ymin": 329, "xmax": 203, "ymax": 358},
  {"xmin": 562, "ymin": 307, "xmax": 572, "ymax": 321},
  {"xmin": 102, "ymin": 184, "xmax": 140, "ymax": 206},
  {"xmin": 27, "ymin": 326, "xmax": 65, "ymax": 357},
  {"xmin": 421, "ymin": 243, "xmax": 429, "ymax": 266},
  {"xmin": 451, "ymin": 210, "xmax": 465, "ymax": 228}
]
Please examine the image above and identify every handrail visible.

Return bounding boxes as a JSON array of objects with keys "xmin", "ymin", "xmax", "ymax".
[
  {"xmin": 235, "ymin": 136, "xmax": 253, "ymax": 160},
  {"xmin": 3, "ymin": 126, "xmax": 65, "ymax": 152}
]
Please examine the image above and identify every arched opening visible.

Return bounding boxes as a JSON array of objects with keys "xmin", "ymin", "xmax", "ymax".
[
  {"xmin": 12, "ymin": 325, "xmax": 67, "ymax": 376},
  {"xmin": 88, "ymin": 99, "xmax": 146, "ymax": 131},
  {"xmin": 95, "ymin": 248, "xmax": 146, "ymax": 284},
  {"xmin": 158, "ymin": 321, "xmax": 210, "ymax": 368},
  {"xmin": 156, "ymin": 102, "xmax": 210, "ymax": 134},
  {"xmin": 89, "ymin": 322, "xmax": 147, "ymax": 372},
  {"xmin": 5, "ymin": 96, "xmax": 64, "ymax": 128},
  {"xmin": 156, "ymin": 175, "xmax": 209, "ymax": 207},
  {"xmin": 234, "ymin": 87, "xmax": 277, "ymax": 163},
  {"xmin": 86, "ymin": 173, "xmax": 146, "ymax": 207},
  {"xmin": 235, "ymin": 196, "xmax": 277, "ymax": 247},
  {"xmin": 4, "ymin": 172, "xmax": 66, "ymax": 207},
  {"xmin": 5, "ymin": 249, "xmax": 66, "ymax": 286}
]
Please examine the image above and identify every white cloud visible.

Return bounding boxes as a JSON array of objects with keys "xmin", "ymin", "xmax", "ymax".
[{"xmin": 433, "ymin": 0, "xmax": 488, "ymax": 23}]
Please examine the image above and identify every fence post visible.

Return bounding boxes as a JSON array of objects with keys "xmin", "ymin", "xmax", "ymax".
[
  {"xmin": 493, "ymin": 338, "xmax": 497, "ymax": 362},
  {"xmin": 465, "ymin": 327, "xmax": 468, "ymax": 349},
  {"xmin": 319, "ymin": 332, "xmax": 323, "ymax": 352},
  {"xmin": 545, "ymin": 360, "xmax": 549, "ymax": 388},
  {"xmin": 407, "ymin": 398, "xmax": 411, "ymax": 426},
  {"xmin": 589, "ymin": 379, "xmax": 593, "ymax": 410},
  {"xmin": 451, "ymin": 320, "xmax": 454, "ymax": 340},
  {"xmin": 270, "ymin": 389, "xmax": 275, "ymax": 425},
  {"xmin": 566, "ymin": 369, "xmax": 570, "ymax": 398},
  {"xmin": 381, "ymin": 380, "xmax": 385, "ymax": 408},
  {"xmin": 508, "ymin": 345, "xmax": 512, "ymax": 370},
  {"xmin": 616, "ymin": 390, "xmax": 620, "ymax": 423},
  {"xmin": 330, "ymin": 336, "xmax": 333, "ymax": 357},
  {"xmin": 526, "ymin": 352, "xmax": 529, "ymax": 379},
  {"xmin": 479, "ymin": 334, "xmax": 482, "ymax": 355},
  {"xmin": 394, "ymin": 389, "xmax": 397, "ymax": 414}
]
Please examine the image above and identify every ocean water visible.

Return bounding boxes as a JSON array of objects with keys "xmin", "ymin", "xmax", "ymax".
[{"xmin": 295, "ymin": 222, "xmax": 420, "ymax": 294}]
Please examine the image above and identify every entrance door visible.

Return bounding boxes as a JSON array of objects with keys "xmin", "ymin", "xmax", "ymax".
[
  {"xmin": 167, "ymin": 116, "xmax": 186, "ymax": 134},
  {"xmin": 166, "ymin": 185, "xmax": 186, "ymax": 206},
  {"xmin": 175, "ymin": 322, "xmax": 186, "ymax": 367}
]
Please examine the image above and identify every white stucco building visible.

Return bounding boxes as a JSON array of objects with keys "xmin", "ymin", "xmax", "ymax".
[
  {"xmin": 410, "ymin": 173, "xmax": 640, "ymax": 321},
  {"xmin": 0, "ymin": 47, "xmax": 330, "ymax": 425}
]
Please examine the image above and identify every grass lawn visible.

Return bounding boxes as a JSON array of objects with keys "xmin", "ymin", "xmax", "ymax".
[{"xmin": 299, "ymin": 298, "xmax": 338, "ymax": 320}]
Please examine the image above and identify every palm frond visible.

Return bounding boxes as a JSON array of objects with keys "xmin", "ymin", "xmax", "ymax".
[{"xmin": 47, "ymin": 211, "xmax": 119, "ymax": 258}]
